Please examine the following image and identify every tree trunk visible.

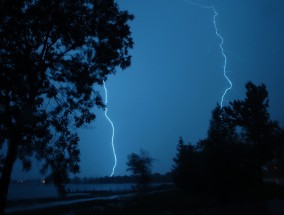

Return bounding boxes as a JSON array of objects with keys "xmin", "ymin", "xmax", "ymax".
[{"xmin": 0, "ymin": 140, "xmax": 17, "ymax": 215}]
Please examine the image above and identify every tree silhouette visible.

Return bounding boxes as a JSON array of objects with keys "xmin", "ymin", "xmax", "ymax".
[
  {"xmin": 199, "ymin": 106, "xmax": 259, "ymax": 196},
  {"xmin": 172, "ymin": 137, "xmax": 191, "ymax": 189},
  {"xmin": 172, "ymin": 82, "xmax": 284, "ymax": 201},
  {"xmin": 172, "ymin": 137, "xmax": 206, "ymax": 192},
  {"xmin": 0, "ymin": 0, "xmax": 133, "ymax": 212},
  {"xmin": 126, "ymin": 149, "xmax": 153, "ymax": 191},
  {"xmin": 225, "ymin": 82, "xmax": 283, "ymax": 182}
]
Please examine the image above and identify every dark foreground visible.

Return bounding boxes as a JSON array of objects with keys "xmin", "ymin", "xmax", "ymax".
[{"xmin": 6, "ymin": 184, "xmax": 284, "ymax": 215}]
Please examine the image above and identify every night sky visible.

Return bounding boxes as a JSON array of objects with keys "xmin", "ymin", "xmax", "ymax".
[{"xmin": 13, "ymin": 0, "xmax": 284, "ymax": 179}]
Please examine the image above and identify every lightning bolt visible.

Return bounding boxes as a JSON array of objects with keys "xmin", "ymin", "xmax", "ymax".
[
  {"xmin": 188, "ymin": 1, "xmax": 232, "ymax": 108},
  {"xmin": 103, "ymin": 81, "xmax": 117, "ymax": 177}
]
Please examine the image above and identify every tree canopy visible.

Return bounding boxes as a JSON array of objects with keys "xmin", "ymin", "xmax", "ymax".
[
  {"xmin": 225, "ymin": 82, "xmax": 283, "ymax": 165},
  {"xmin": 172, "ymin": 82, "xmax": 284, "ymax": 197},
  {"xmin": 126, "ymin": 149, "xmax": 154, "ymax": 190},
  {"xmin": 0, "ymin": 0, "xmax": 133, "ymax": 212}
]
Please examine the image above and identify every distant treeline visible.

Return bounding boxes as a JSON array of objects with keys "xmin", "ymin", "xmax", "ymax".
[
  {"xmin": 11, "ymin": 172, "xmax": 173, "ymax": 185},
  {"xmin": 69, "ymin": 172, "xmax": 173, "ymax": 184}
]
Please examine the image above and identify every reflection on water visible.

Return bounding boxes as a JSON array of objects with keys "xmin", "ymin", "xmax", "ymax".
[{"xmin": 8, "ymin": 183, "xmax": 135, "ymax": 200}]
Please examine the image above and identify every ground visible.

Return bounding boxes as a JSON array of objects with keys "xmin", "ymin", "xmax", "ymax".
[{"xmin": 6, "ymin": 184, "xmax": 284, "ymax": 215}]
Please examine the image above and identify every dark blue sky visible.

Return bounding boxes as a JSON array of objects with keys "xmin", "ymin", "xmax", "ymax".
[{"xmin": 13, "ymin": 0, "xmax": 284, "ymax": 179}]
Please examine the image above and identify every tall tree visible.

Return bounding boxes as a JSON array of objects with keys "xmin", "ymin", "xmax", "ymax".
[
  {"xmin": 0, "ymin": 0, "xmax": 133, "ymax": 213},
  {"xmin": 172, "ymin": 137, "xmax": 206, "ymax": 191},
  {"xmin": 199, "ymin": 105, "xmax": 258, "ymax": 194},
  {"xmin": 225, "ymin": 82, "xmax": 282, "ymax": 171},
  {"xmin": 126, "ymin": 149, "xmax": 153, "ymax": 190},
  {"xmin": 172, "ymin": 137, "xmax": 191, "ymax": 189}
]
